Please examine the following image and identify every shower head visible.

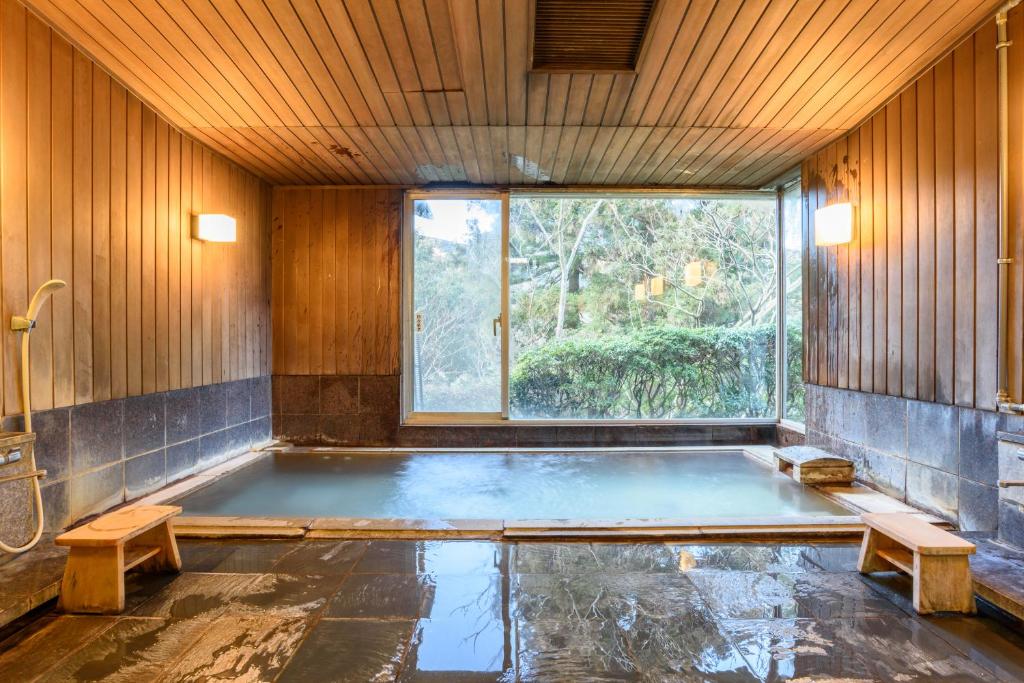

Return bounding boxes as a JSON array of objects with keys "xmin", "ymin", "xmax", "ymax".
[{"xmin": 12, "ymin": 280, "xmax": 66, "ymax": 331}]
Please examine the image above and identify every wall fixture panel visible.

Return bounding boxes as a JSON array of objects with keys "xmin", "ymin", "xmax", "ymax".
[{"xmin": 0, "ymin": 0, "xmax": 273, "ymax": 418}]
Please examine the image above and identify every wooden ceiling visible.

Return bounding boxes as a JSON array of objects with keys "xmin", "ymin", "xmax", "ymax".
[{"xmin": 25, "ymin": 0, "xmax": 1001, "ymax": 188}]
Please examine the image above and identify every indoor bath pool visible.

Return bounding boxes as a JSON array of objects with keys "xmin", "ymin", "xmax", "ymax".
[{"xmin": 174, "ymin": 450, "xmax": 849, "ymax": 521}]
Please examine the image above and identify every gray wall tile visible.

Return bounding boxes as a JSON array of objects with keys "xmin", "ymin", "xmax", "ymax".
[
  {"xmin": 960, "ymin": 408, "xmax": 999, "ymax": 486},
  {"xmin": 70, "ymin": 400, "xmax": 124, "ymax": 472},
  {"xmin": 959, "ymin": 479, "xmax": 998, "ymax": 532},
  {"xmin": 123, "ymin": 393, "xmax": 165, "ymax": 458},
  {"xmin": 68, "ymin": 462, "xmax": 123, "ymax": 522},
  {"xmin": 906, "ymin": 462, "xmax": 958, "ymax": 522},
  {"xmin": 225, "ymin": 380, "xmax": 251, "ymax": 426},
  {"xmin": 199, "ymin": 383, "xmax": 228, "ymax": 433},
  {"xmin": 166, "ymin": 439, "xmax": 200, "ymax": 483},
  {"xmin": 125, "ymin": 449, "xmax": 167, "ymax": 500},
  {"xmin": 906, "ymin": 400, "xmax": 958, "ymax": 474},
  {"xmin": 166, "ymin": 388, "xmax": 202, "ymax": 445}
]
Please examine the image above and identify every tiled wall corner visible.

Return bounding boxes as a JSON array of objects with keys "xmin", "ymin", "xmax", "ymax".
[{"xmin": 0, "ymin": 375, "xmax": 272, "ymax": 531}]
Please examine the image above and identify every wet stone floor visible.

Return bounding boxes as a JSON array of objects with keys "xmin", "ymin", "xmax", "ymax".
[{"xmin": 1, "ymin": 540, "xmax": 1023, "ymax": 681}]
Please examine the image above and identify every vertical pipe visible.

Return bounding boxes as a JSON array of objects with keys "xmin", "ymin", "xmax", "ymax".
[{"xmin": 997, "ymin": 4, "xmax": 1024, "ymax": 412}]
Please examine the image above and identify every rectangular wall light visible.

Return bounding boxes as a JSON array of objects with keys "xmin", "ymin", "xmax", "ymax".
[
  {"xmin": 192, "ymin": 213, "xmax": 237, "ymax": 242},
  {"xmin": 813, "ymin": 203, "xmax": 853, "ymax": 246}
]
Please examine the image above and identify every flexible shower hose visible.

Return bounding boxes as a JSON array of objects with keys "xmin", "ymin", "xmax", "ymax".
[{"xmin": 0, "ymin": 329, "xmax": 46, "ymax": 554}]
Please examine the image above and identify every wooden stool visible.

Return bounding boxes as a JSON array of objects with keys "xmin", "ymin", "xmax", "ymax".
[
  {"xmin": 858, "ymin": 512, "xmax": 976, "ymax": 614},
  {"xmin": 774, "ymin": 446, "xmax": 854, "ymax": 484},
  {"xmin": 56, "ymin": 505, "xmax": 182, "ymax": 614}
]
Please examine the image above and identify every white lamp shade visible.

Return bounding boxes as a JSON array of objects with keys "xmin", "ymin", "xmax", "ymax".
[
  {"xmin": 813, "ymin": 203, "xmax": 853, "ymax": 246},
  {"xmin": 192, "ymin": 214, "xmax": 237, "ymax": 242}
]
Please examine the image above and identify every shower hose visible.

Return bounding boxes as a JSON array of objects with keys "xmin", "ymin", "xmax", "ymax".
[{"xmin": 0, "ymin": 328, "xmax": 46, "ymax": 554}]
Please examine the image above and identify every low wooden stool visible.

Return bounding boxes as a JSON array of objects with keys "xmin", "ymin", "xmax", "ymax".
[
  {"xmin": 56, "ymin": 505, "xmax": 182, "ymax": 614},
  {"xmin": 858, "ymin": 512, "xmax": 976, "ymax": 614}
]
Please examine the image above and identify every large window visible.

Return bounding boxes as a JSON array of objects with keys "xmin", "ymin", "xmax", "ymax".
[{"xmin": 404, "ymin": 191, "xmax": 799, "ymax": 423}]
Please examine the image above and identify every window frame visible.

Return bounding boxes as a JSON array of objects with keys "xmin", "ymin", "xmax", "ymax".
[{"xmin": 401, "ymin": 187, "xmax": 794, "ymax": 427}]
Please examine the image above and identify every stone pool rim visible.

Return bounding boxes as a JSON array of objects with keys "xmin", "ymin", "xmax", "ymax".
[{"xmin": 131, "ymin": 445, "xmax": 946, "ymax": 541}]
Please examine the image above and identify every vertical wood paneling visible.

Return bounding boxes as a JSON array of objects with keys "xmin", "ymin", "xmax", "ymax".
[
  {"xmin": 0, "ymin": 3, "xmax": 272, "ymax": 418},
  {"xmin": 272, "ymin": 187, "xmax": 402, "ymax": 376},
  {"xmin": 803, "ymin": 19, "xmax": 1013, "ymax": 411}
]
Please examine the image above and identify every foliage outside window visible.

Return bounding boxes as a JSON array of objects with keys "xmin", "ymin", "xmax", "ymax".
[{"xmin": 509, "ymin": 196, "xmax": 781, "ymax": 419}]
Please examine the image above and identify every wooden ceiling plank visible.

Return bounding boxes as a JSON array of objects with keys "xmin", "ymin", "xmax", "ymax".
[
  {"xmin": 88, "ymin": 0, "xmax": 243, "ymax": 126},
  {"xmin": 628, "ymin": 125, "xmax": 686, "ymax": 185},
  {"xmin": 688, "ymin": 126, "xmax": 765, "ymax": 185},
  {"xmin": 728, "ymin": 0, "xmax": 855, "ymax": 128},
  {"xmin": 591, "ymin": 126, "xmax": 637, "ymax": 185},
  {"xmin": 504, "ymin": 0, "xmax": 529, "ymax": 126},
  {"xmin": 762, "ymin": 0, "xmax": 903, "ymax": 130},
  {"xmin": 549, "ymin": 125, "xmax": 581, "ymax": 185},
  {"xmin": 424, "ymin": 0, "xmax": 463, "ymax": 92},
  {"xmin": 473, "ymin": 124, "xmax": 497, "ymax": 184},
  {"xmin": 257, "ymin": 126, "xmax": 338, "ymax": 184},
  {"xmin": 712, "ymin": 127, "xmax": 796, "ymax": 186},
  {"xmin": 130, "ymin": 0, "xmax": 270, "ymax": 126},
  {"xmin": 234, "ymin": 0, "xmax": 345, "ymax": 126},
  {"xmin": 506, "ymin": 125, "xmax": 527, "ymax": 184},
  {"xmin": 433, "ymin": 126, "xmax": 469, "ymax": 180},
  {"xmin": 644, "ymin": 0, "xmax": 747, "ymax": 127},
  {"xmin": 647, "ymin": 126, "xmax": 707, "ymax": 183},
  {"xmin": 180, "ymin": 0, "xmax": 306, "ymax": 127},
  {"xmin": 745, "ymin": 0, "xmax": 879, "ymax": 129},
  {"xmin": 676, "ymin": 127, "xmax": 746, "ymax": 185},
  {"xmin": 393, "ymin": 126, "xmax": 436, "ymax": 182},
  {"xmin": 360, "ymin": 0, "xmax": 433, "ymax": 126},
  {"xmin": 620, "ymin": 126, "xmax": 671, "ymax": 185},
  {"xmin": 654, "ymin": 126, "xmax": 723, "ymax": 184},
  {"xmin": 617, "ymin": 0, "xmax": 697, "ymax": 126},
  {"xmin": 536, "ymin": 125, "xmax": 561, "ymax": 185},
  {"xmin": 319, "ymin": 126, "xmax": 391, "ymax": 184},
  {"xmin": 269, "ymin": 0, "xmax": 377, "ymax": 127},
  {"xmin": 26, "ymin": 0, "xmax": 212, "ymax": 128},
  {"xmin": 544, "ymin": 74, "xmax": 571, "ymax": 125},
  {"xmin": 526, "ymin": 72, "xmax": 549, "ymax": 125},
  {"xmin": 679, "ymin": 0, "xmax": 797, "ymax": 127},
  {"xmin": 562, "ymin": 125, "xmax": 598, "ymax": 185},
  {"xmin": 218, "ymin": 125, "xmax": 319, "ymax": 184},
  {"xmin": 577, "ymin": 126, "xmax": 616, "ymax": 184},
  {"xmin": 490, "ymin": 125, "xmax": 511, "ymax": 185},
  {"xmin": 302, "ymin": 127, "xmax": 369, "ymax": 185},
  {"xmin": 600, "ymin": 73, "xmax": 635, "ymax": 126},
  {"xmin": 478, "ymin": 0, "xmax": 507, "ymax": 126},
  {"xmin": 581, "ymin": 74, "xmax": 613, "ymax": 126},
  {"xmin": 413, "ymin": 125, "xmax": 454, "ymax": 181},
  {"xmin": 703, "ymin": 0, "xmax": 824, "ymax": 127},
  {"xmin": 197, "ymin": 0, "xmax": 322, "ymax": 127},
  {"xmin": 562, "ymin": 74, "xmax": 591, "ymax": 126},
  {"xmin": 522, "ymin": 125, "xmax": 547, "ymax": 184},
  {"xmin": 355, "ymin": 126, "xmax": 419, "ymax": 184},
  {"xmin": 453, "ymin": 126, "xmax": 482, "ymax": 183},
  {"xmin": 828, "ymin": 0, "xmax": 998, "ymax": 130},
  {"xmin": 449, "ymin": 0, "xmax": 490, "ymax": 125}
]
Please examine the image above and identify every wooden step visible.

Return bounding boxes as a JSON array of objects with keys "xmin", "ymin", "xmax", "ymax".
[
  {"xmin": 123, "ymin": 546, "xmax": 162, "ymax": 572},
  {"xmin": 876, "ymin": 547, "xmax": 914, "ymax": 573}
]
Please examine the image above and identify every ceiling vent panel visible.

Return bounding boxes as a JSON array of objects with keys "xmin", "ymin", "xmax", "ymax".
[{"xmin": 531, "ymin": 0, "xmax": 655, "ymax": 72}]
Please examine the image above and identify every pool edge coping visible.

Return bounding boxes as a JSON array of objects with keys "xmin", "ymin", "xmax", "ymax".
[{"xmin": 128, "ymin": 444, "xmax": 952, "ymax": 541}]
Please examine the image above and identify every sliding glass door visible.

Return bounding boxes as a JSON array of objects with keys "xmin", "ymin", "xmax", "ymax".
[
  {"xmin": 404, "ymin": 192, "xmax": 507, "ymax": 420},
  {"xmin": 404, "ymin": 191, "xmax": 783, "ymax": 423}
]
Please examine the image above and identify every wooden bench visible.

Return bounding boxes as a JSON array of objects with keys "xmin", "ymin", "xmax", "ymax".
[
  {"xmin": 56, "ymin": 505, "xmax": 182, "ymax": 614},
  {"xmin": 774, "ymin": 446, "xmax": 854, "ymax": 484},
  {"xmin": 858, "ymin": 512, "xmax": 976, "ymax": 614}
]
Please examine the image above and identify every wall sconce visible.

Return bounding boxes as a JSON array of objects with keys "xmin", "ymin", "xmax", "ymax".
[
  {"xmin": 814, "ymin": 203, "xmax": 853, "ymax": 246},
  {"xmin": 191, "ymin": 213, "xmax": 237, "ymax": 243}
]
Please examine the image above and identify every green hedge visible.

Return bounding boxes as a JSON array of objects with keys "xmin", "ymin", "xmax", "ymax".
[{"xmin": 510, "ymin": 324, "xmax": 803, "ymax": 419}]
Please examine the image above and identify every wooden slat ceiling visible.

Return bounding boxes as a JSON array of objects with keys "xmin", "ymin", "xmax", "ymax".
[{"xmin": 24, "ymin": 0, "xmax": 1002, "ymax": 188}]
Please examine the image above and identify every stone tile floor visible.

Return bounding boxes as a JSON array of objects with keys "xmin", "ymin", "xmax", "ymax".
[{"xmin": 1, "ymin": 539, "xmax": 1023, "ymax": 681}]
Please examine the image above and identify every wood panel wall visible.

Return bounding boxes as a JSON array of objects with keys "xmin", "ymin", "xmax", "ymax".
[
  {"xmin": 0, "ymin": 1, "xmax": 272, "ymax": 418},
  {"xmin": 271, "ymin": 188, "xmax": 401, "ymax": 376},
  {"xmin": 801, "ymin": 16, "xmax": 1008, "ymax": 411}
]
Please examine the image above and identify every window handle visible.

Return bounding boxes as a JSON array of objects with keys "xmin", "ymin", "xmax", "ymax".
[{"xmin": 493, "ymin": 313, "xmax": 501, "ymax": 336}]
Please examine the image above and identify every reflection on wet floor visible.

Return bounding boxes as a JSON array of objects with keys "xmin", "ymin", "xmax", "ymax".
[{"xmin": 1, "ymin": 539, "xmax": 1023, "ymax": 681}]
